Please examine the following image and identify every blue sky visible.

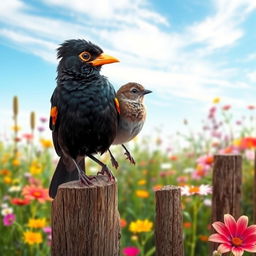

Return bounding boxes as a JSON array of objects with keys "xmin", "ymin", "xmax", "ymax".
[{"xmin": 0, "ymin": 0, "xmax": 256, "ymax": 138}]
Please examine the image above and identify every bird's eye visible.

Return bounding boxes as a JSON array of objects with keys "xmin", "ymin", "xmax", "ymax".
[
  {"xmin": 131, "ymin": 88, "xmax": 138, "ymax": 93},
  {"xmin": 79, "ymin": 51, "xmax": 91, "ymax": 62}
]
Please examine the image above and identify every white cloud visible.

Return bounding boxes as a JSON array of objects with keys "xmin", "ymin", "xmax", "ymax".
[
  {"xmin": 0, "ymin": 0, "xmax": 255, "ymax": 108},
  {"xmin": 247, "ymin": 71, "xmax": 256, "ymax": 83}
]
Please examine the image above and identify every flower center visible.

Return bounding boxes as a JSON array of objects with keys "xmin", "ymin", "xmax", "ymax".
[
  {"xmin": 33, "ymin": 191, "xmax": 42, "ymax": 197},
  {"xmin": 232, "ymin": 237, "xmax": 243, "ymax": 246},
  {"xmin": 189, "ymin": 187, "xmax": 200, "ymax": 193}
]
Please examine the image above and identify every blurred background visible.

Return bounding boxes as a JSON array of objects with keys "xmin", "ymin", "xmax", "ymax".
[{"xmin": 1, "ymin": 1, "xmax": 256, "ymax": 255}]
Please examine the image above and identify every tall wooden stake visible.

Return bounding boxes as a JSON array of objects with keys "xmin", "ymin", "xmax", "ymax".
[
  {"xmin": 211, "ymin": 154, "xmax": 242, "ymax": 253},
  {"xmin": 155, "ymin": 185, "xmax": 184, "ymax": 256},
  {"xmin": 51, "ymin": 177, "xmax": 120, "ymax": 256}
]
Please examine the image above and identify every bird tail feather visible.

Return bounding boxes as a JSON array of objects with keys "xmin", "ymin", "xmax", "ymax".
[{"xmin": 49, "ymin": 156, "xmax": 84, "ymax": 199}]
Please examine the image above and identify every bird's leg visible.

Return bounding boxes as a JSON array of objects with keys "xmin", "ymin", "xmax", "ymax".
[
  {"xmin": 72, "ymin": 159, "xmax": 94, "ymax": 185},
  {"xmin": 87, "ymin": 154, "xmax": 115, "ymax": 181},
  {"xmin": 122, "ymin": 144, "xmax": 136, "ymax": 165},
  {"xmin": 108, "ymin": 149, "xmax": 119, "ymax": 169}
]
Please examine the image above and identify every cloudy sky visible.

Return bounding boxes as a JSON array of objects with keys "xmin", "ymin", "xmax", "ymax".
[{"xmin": 0, "ymin": 0, "xmax": 256, "ymax": 137}]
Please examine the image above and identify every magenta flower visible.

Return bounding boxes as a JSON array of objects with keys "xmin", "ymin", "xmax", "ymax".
[
  {"xmin": 209, "ymin": 214, "xmax": 256, "ymax": 256},
  {"xmin": 122, "ymin": 246, "xmax": 140, "ymax": 256},
  {"xmin": 3, "ymin": 213, "xmax": 16, "ymax": 226}
]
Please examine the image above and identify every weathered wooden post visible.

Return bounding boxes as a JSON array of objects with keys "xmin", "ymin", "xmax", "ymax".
[
  {"xmin": 155, "ymin": 185, "xmax": 184, "ymax": 256},
  {"xmin": 211, "ymin": 154, "xmax": 242, "ymax": 253},
  {"xmin": 51, "ymin": 176, "xmax": 120, "ymax": 256}
]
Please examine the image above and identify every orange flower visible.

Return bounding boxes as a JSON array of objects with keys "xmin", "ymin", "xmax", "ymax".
[
  {"xmin": 0, "ymin": 169, "xmax": 11, "ymax": 176},
  {"xmin": 22, "ymin": 185, "xmax": 51, "ymax": 203},
  {"xmin": 183, "ymin": 222, "xmax": 192, "ymax": 228},
  {"xmin": 169, "ymin": 155, "xmax": 178, "ymax": 161},
  {"xmin": 120, "ymin": 218, "xmax": 127, "ymax": 228},
  {"xmin": 199, "ymin": 235, "xmax": 209, "ymax": 242},
  {"xmin": 152, "ymin": 184, "xmax": 163, "ymax": 191},
  {"xmin": 135, "ymin": 190, "xmax": 149, "ymax": 198}
]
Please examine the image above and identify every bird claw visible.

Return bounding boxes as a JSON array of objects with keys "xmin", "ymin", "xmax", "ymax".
[
  {"xmin": 97, "ymin": 165, "xmax": 115, "ymax": 181},
  {"xmin": 110, "ymin": 157, "xmax": 119, "ymax": 169},
  {"xmin": 124, "ymin": 152, "xmax": 136, "ymax": 165},
  {"xmin": 79, "ymin": 171, "xmax": 95, "ymax": 186}
]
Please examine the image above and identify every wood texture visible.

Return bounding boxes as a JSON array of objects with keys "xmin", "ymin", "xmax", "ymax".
[
  {"xmin": 155, "ymin": 185, "xmax": 184, "ymax": 256},
  {"xmin": 51, "ymin": 176, "xmax": 120, "ymax": 256},
  {"xmin": 211, "ymin": 154, "xmax": 242, "ymax": 253}
]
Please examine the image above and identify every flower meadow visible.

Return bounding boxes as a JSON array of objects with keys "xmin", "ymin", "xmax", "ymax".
[{"xmin": 1, "ymin": 96, "xmax": 256, "ymax": 256}]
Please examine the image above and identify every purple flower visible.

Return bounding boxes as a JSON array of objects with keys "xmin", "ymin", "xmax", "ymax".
[
  {"xmin": 43, "ymin": 226, "xmax": 52, "ymax": 234},
  {"xmin": 122, "ymin": 246, "xmax": 140, "ymax": 256},
  {"xmin": 40, "ymin": 117, "xmax": 47, "ymax": 123},
  {"xmin": 3, "ymin": 213, "xmax": 16, "ymax": 226},
  {"xmin": 37, "ymin": 126, "xmax": 45, "ymax": 132}
]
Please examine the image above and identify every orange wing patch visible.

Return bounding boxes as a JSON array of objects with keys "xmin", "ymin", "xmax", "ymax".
[
  {"xmin": 114, "ymin": 98, "xmax": 120, "ymax": 114},
  {"xmin": 50, "ymin": 106, "xmax": 58, "ymax": 126}
]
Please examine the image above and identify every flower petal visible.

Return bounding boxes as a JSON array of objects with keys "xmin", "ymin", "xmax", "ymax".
[
  {"xmin": 224, "ymin": 214, "xmax": 237, "ymax": 236},
  {"xmin": 231, "ymin": 247, "xmax": 244, "ymax": 256},
  {"xmin": 242, "ymin": 225, "xmax": 256, "ymax": 239},
  {"xmin": 212, "ymin": 221, "xmax": 230, "ymax": 239},
  {"xmin": 236, "ymin": 216, "xmax": 248, "ymax": 236},
  {"xmin": 208, "ymin": 233, "xmax": 229, "ymax": 244},
  {"xmin": 243, "ymin": 234, "xmax": 256, "ymax": 244},
  {"xmin": 217, "ymin": 243, "xmax": 232, "ymax": 253},
  {"xmin": 241, "ymin": 244, "xmax": 256, "ymax": 252}
]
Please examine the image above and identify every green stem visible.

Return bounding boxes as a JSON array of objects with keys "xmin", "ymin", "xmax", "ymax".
[{"xmin": 190, "ymin": 201, "xmax": 199, "ymax": 256}]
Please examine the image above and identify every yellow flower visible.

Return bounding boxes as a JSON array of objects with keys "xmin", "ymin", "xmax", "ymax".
[
  {"xmin": 40, "ymin": 139, "xmax": 53, "ymax": 149},
  {"xmin": 135, "ymin": 190, "xmax": 149, "ymax": 198},
  {"xmin": 29, "ymin": 161, "xmax": 42, "ymax": 175},
  {"xmin": 131, "ymin": 235, "xmax": 138, "ymax": 241},
  {"xmin": 129, "ymin": 219, "xmax": 153, "ymax": 233},
  {"xmin": 2, "ymin": 153, "xmax": 11, "ymax": 163},
  {"xmin": 27, "ymin": 218, "xmax": 47, "ymax": 228},
  {"xmin": 3, "ymin": 176, "xmax": 12, "ymax": 184},
  {"xmin": 12, "ymin": 159, "xmax": 20, "ymax": 166},
  {"xmin": 212, "ymin": 97, "xmax": 220, "ymax": 104},
  {"xmin": 23, "ymin": 231, "xmax": 42, "ymax": 245},
  {"xmin": 137, "ymin": 179, "xmax": 146, "ymax": 185},
  {"xmin": 233, "ymin": 138, "xmax": 241, "ymax": 147},
  {"xmin": 12, "ymin": 125, "xmax": 21, "ymax": 132}
]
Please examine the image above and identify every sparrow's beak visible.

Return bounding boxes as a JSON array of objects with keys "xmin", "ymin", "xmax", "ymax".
[
  {"xmin": 89, "ymin": 53, "xmax": 119, "ymax": 66},
  {"xmin": 142, "ymin": 89, "xmax": 152, "ymax": 95}
]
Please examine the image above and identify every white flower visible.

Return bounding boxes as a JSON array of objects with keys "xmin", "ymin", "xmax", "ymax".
[
  {"xmin": 180, "ymin": 186, "xmax": 191, "ymax": 196},
  {"xmin": 160, "ymin": 163, "xmax": 172, "ymax": 169},
  {"xmin": 1, "ymin": 203, "xmax": 9, "ymax": 209},
  {"xmin": 183, "ymin": 168, "xmax": 194, "ymax": 173},
  {"xmin": 198, "ymin": 184, "xmax": 212, "ymax": 195},
  {"xmin": 203, "ymin": 199, "xmax": 212, "ymax": 207},
  {"xmin": 1, "ymin": 207, "xmax": 13, "ymax": 216},
  {"xmin": 9, "ymin": 186, "xmax": 21, "ymax": 192}
]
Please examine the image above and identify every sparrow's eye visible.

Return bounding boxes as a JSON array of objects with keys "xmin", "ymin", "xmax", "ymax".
[
  {"xmin": 131, "ymin": 88, "xmax": 138, "ymax": 93},
  {"xmin": 79, "ymin": 51, "xmax": 91, "ymax": 62}
]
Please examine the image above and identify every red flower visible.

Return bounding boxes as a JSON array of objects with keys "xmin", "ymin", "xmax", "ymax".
[
  {"xmin": 240, "ymin": 137, "xmax": 256, "ymax": 149},
  {"xmin": 209, "ymin": 214, "xmax": 256, "ymax": 255},
  {"xmin": 222, "ymin": 105, "xmax": 231, "ymax": 111},
  {"xmin": 11, "ymin": 197, "xmax": 31, "ymax": 206},
  {"xmin": 247, "ymin": 105, "xmax": 255, "ymax": 110}
]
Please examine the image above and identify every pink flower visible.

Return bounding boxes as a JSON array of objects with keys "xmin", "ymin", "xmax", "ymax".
[
  {"xmin": 122, "ymin": 246, "xmax": 140, "ymax": 256},
  {"xmin": 3, "ymin": 213, "xmax": 16, "ymax": 226},
  {"xmin": 209, "ymin": 214, "xmax": 256, "ymax": 256}
]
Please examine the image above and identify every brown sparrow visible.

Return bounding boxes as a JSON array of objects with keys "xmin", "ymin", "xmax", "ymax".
[{"xmin": 108, "ymin": 82, "xmax": 152, "ymax": 168}]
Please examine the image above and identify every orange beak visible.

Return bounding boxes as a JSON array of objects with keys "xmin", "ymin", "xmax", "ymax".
[{"xmin": 89, "ymin": 53, "xmax": 119, "ymax": 66}]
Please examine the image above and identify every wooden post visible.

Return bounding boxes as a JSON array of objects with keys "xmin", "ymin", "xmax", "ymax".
[
  {"xmin": 211, "ymin": 154, "xmax": 242, "ymax": 252},
  {"xmin": 155, "ymin": 185, "xmax": 184, "ymax": 256},
  {"xmin": 51, "ymin": 177, "xmax": 120, "ymax": 256}
]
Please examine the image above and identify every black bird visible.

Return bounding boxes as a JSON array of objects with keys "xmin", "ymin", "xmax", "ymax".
[{"xmin": 49, "ymin": 39, "xmax": 120, "ymax": 198}]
